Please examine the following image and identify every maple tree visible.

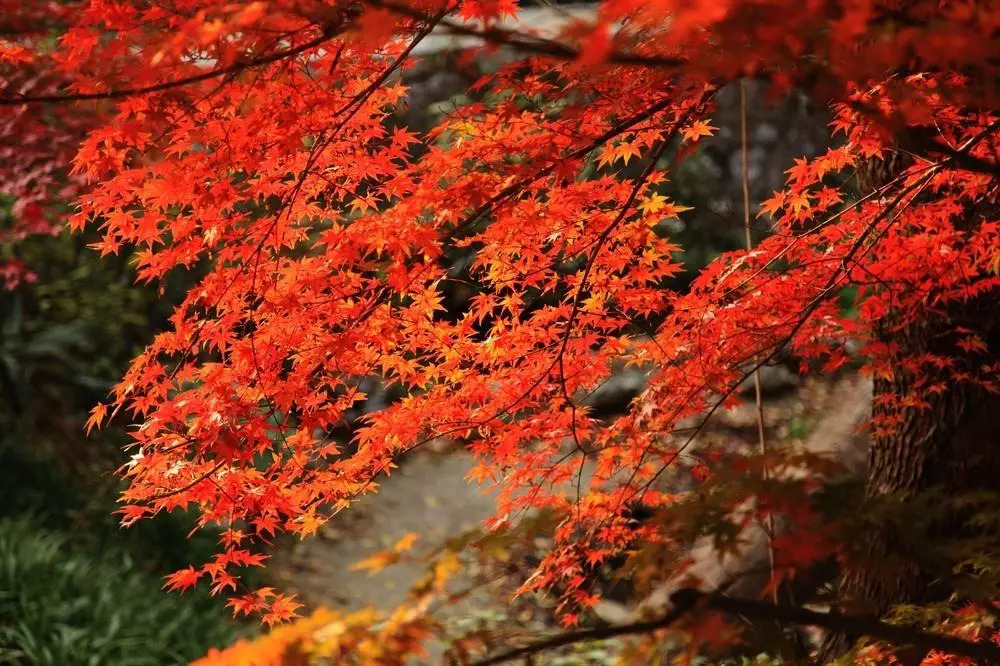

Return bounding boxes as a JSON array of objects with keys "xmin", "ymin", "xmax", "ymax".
[{"xmin": 2, "ymin": 0, "xmax": 1000, "ymax": 662}]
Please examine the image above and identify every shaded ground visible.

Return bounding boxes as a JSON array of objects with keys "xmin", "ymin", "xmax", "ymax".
[{"xmin": 271, "ymin": 450, "xmax": 498, "ymax": 612}]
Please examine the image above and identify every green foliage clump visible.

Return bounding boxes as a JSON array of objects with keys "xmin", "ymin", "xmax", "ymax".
[{"xmin": 0, "ymin": 517, "xmax": 240, "ymax": 666}]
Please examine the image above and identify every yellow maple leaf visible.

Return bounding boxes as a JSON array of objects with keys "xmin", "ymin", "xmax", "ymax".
[{"xmin": 639, "ymin": 193, "xmax": 669, "ymax": 215}]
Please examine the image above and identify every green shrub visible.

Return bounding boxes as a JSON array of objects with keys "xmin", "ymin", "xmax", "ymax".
[{"xmin": 0, "ymin": 517, "xmax": 243, "ymax": 666}]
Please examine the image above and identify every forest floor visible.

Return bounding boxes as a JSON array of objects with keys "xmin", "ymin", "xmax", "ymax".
[{"xmin": 270, "ymin": 449, "xmax": 497, "ymax": 612}]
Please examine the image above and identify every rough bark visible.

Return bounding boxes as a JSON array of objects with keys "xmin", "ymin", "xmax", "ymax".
[{"xmin": 819, "ymin": 225, "xmax": 1000, "ymax": 662}]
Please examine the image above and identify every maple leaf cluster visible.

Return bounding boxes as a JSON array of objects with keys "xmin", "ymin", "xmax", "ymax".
[{"xmin": 3, "ymin": 0, "xmax": 999, "ymax": 654}]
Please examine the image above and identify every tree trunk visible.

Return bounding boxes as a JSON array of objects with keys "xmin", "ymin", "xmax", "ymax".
[
  {"xmin": 818, "ymin": 150, "xmax": 1000, "ymax": 661},
  {"xmin": 819, "ymin": 294, "xmax": 1000, "ymax": 663}
]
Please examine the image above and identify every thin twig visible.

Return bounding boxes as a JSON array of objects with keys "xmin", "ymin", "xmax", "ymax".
[{"xmin": 739, "ymin": 79, "xmax": 777, "ymax": 603}]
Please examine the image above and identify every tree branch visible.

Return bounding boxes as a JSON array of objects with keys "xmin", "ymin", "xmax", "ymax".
[
  {"xmin": 0, "ymin": 26, "xmax": 343, "ymax": 106},
  {"xmin": 364, "ymin": 0, "xmax": 686, "ymax": 68},
  {"xmin": 471, "ymin": 588, "xmax": 1000, "ymax": 665},
  {"xmin": 679, "ymin": 589, "xmax": 1000, "ymax": 663},
  {"xmin": 470, "ymin": 602, "xmax": 691, "ymax": 666}
]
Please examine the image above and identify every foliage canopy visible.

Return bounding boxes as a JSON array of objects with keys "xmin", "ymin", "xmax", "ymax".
[{"xmin": 2, "ymin": 0, "xmax": 1000, "ymax": 662}]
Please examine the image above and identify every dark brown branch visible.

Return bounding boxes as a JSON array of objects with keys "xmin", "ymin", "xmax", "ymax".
[
  {"xmin": 142, "ymin": 460, "xmax": 227, "ymax": 501},
  {"xmin": 677, "ymin": 589, "xmax": 1000, "ymax": 664},
  {"xmin": 0, "ymin": 26, "xmax": 341, "ymax": 106},
  {"xmin": 845, "ymin": 100, "xmax": 1000, "ymax": 178},
  {"xmin": 470, "ymin": 602, "xmax": 691, "ymax": 666},
  {"xmin": 364, "ymin": 0, "xmax": 686, "ymax": 68},
  {"xmin": 471, "ymin": 588, "xmax": 1000, "ymax": 665},
  {"xmin": 911, "ymin": 135, "xmax": 1000, "ymax": 178}
]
